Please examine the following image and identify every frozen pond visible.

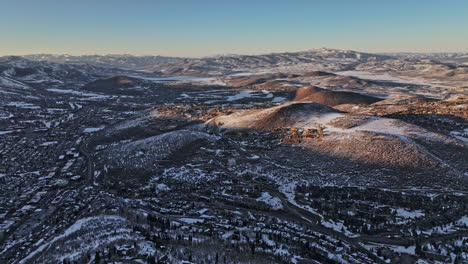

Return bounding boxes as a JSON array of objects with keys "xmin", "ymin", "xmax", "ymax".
[
  {"xmin": 132, "ymin": 76, "xmax": 208, "ymax": 83},
  {"xmin": 130, "ymin": 75, "xmax": 225, "ymax": 85}
]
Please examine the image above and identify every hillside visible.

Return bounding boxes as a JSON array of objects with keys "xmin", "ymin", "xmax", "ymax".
[{"xmin": 293, "ymin": 88, "xmax": 382, "ymax": 106}]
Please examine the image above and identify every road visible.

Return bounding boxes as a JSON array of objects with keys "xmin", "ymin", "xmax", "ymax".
[{"xmin": 78, "ymin": 141, "xmax": 95, "ymax": 185}]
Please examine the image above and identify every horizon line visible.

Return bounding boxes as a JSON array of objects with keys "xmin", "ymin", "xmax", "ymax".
[{"xmin": 2, "ymin": 47, "xmax": 468, "ymax": 59}]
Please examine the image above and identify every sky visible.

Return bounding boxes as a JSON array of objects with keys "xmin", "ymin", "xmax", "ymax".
[{"xmin": 1, "ymin": 0, "xmax": 467, "ymax": 57}]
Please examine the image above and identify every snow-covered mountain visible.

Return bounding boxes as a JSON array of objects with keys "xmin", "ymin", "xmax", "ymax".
[
  {"xmin": 22, "ymin": 54, "xmax": 186, "ymax": 72},
  {"xmin": 0, "ymin": 56, "xmax": 156, "ymax": 90},
  {"xmin": 382, "ymin": 52, "xmax": 468, "ymax": 64},
  {"xmin": 21, "ymin": 48, "xmax": 393, "ymax": 75}
]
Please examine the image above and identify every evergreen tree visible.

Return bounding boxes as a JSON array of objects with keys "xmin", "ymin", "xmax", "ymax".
[{"xmin": 94, "ymin": 251, "xmax": 100, "ymax": 264}]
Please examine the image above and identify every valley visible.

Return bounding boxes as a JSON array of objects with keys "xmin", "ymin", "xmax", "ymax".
[{"xmin": 0, "ymin": 49, "xmax": 467, "ymax": 264}]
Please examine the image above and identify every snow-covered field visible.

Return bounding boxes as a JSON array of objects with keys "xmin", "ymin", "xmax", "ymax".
[
  {"xmin": 46, "ymin": 88, "xmax": 111, "ymax": 99},
  {"xmin": 19, "ymin": 215, "xmax": 149, "ymax": 264},
  {"xmin": 256, "ymin": 192, "xmax": 283, "ymax": 210}
]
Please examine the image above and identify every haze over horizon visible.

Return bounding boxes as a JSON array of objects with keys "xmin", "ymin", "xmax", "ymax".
[
  {"xmin": 5, "ymin": 46, "xmax": 468, "ymax": 59},
  {"xmin": 1, "ymin": 0, "xmax": 468, "ymax": 57}
]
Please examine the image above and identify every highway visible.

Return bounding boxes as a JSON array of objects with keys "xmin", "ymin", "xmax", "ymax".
[{"xmin": 78, "ymin": 141, "xmax": 95, "ymax": 186}]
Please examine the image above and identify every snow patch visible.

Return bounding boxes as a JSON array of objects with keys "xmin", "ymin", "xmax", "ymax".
[{"xmin": 256, "ymin": 192, "xmax": 283, "ymax": 210}]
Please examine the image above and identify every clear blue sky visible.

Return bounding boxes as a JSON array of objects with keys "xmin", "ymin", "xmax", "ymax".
[{"xmin": 1, "ymin": 0, "xmax": 467, "ymax": 57}]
